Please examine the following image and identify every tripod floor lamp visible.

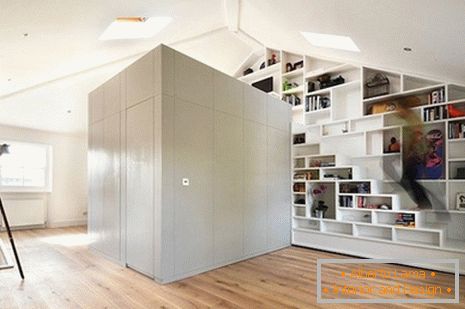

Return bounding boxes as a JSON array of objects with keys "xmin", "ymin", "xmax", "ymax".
[{"xmin": 0, "ymin": 144, "xmax": 24, "ymax": 279}]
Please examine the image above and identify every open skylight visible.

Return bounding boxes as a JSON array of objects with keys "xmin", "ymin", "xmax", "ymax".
[
  {"xmin": 301, "ymin": 32, "xmax": 360, "ymax": 52},
  {"xmin": 99, "ymin": 17, "xmax": 172, "ymax": 40}
]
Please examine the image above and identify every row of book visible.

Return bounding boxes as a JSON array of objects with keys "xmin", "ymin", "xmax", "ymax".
[
  {"xmin": 448, "ymin": 122, "xmax": 465, "ymax": 139},
  {"xmin": 357, "ymin": 197, "xmax": 368, "ymax": 208},
  {"xmin": 395, "ymin": 213, "xmax": 416, "ymax": 228},
  {"xmin": 283, "ymin": 94, "xmax": 301, "ymax": 106},
  {"xmin": 423, "ymin": 105, "xmax": 448, "ymax": 122},
  {"xmin": 339, "ymin": 196, "xmax": 353, "ymax": 208},
  {"xmin": 356, "ymin": 197, "xmax": 391, "ymax": 210},
  {"xmin": 427, "ymin": 88, "xmax": 446, "ymax": 105},
  {"xmin": 305, "ymin": 95, "xmax": 330, "ymax": 112}
]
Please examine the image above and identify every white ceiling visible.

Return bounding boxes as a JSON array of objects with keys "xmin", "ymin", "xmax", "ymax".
[{"xmin": 0, "ymin": 0, "xmax": 464, "ymax": 133}]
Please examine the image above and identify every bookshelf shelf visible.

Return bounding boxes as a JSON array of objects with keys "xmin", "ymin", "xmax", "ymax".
[
  {"xmin": 448, "ymin": 138, "xmax": 465, "ymax": 143},
  {"xmin": 282, "ymin": 86, "xmax": 304, "ymax": 95},
  {"xmin": 306, "ymin": 80, "xmax": 360, "ymax": 96},
  {"xmin": 305, "ymin": 64, "xmax": 356, "ymax": 80},
  {"xmin": 282, "ymin": 67, "xmax": 304, "ymax": 79},
  {"xmin": 304, "ymin": 108, "xmax": 330, "ymax": 115},
  {"xmin": 238, "ymin": 62, "xmax": 280, "ymax": 83},
  {"xmin": 363, "ymin": 84, "xmax": 443, "ymax": 104}
]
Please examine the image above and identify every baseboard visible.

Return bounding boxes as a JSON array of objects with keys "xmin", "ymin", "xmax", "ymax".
[
  {"xmin": 47, "ymin": 219, "xmax": 87, "ymax": 228},
  {"xmin": 0, "ymin": 224, "xmax": 46, "ymax": 231}
]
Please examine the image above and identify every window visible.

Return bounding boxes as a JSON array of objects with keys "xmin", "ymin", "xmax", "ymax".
[{"xmin": 0, "ymin": 141, "xmax": 52, "ymax": 192}]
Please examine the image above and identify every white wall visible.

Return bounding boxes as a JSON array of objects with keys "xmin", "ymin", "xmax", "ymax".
[{"xmin": 0, "ymin": 124, "xmax": 87, "ymax": 227}]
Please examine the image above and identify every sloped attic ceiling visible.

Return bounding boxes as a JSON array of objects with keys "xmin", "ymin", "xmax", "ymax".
[
  {"xmin": 239, "ymin": 0, "xmax": 465, "ymax": 83},
  {"xmin": 0, "ymin": 0, "xmax": 253, "ymax": 133},
  {"xmin": 0, "ymin": 0, "xmax": 464, "ymax": 134}
]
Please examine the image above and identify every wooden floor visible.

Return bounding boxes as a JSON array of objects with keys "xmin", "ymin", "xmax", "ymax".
[{"xmin": 0, "ymin": 227, "xmax": 463, "ymax": 309}]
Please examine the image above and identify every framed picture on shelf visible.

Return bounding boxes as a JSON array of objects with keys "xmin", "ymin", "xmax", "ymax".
[{"xmin": 456, "ymin": 193, "xmax": 465, "ymax": 210}]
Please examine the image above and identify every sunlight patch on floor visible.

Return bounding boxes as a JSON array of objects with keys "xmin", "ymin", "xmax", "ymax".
[{"xmin": 40, "ymin": 233, "xmax": 93, "ymax": 247}]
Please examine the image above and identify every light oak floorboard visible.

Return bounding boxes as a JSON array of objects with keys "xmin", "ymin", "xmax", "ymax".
[{"xmin": 0, "ymin": 227, "xmax": 463, "ymax": 308}]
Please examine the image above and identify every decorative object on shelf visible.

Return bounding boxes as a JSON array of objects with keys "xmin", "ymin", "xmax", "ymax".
[
  {"xmin": 259, "ymin": 62, "xmax": 265, "ymax": 70},
  {"xmin": 293, "ymin": 60, "xmax": 304, "ymax": 70},
  {"xmin": 416, "ymin": 129, "xmax": 444, "ymax": 179},
  {"xmin": 294, "ymin": 197, "xmax": 305, "ymax": 205},
  {"xmin": 282, "ymin": 80, "xmax": 291, "ymax": 91},
  {"xmin": 293, "ymin": 133, "xmax": 305, "ymax": 144},
  {"xmin": 243, "ymin": 68, "xmax": 253, "ymax": 76},
  {"xmin": 456, "ymin": 193, "xmax": 465, "ymax": 210},
  {"xmin": 283, "ymin": 81, "xmax": 300, "ymax": 92},
  {"xmin": 448, "ymin": 105, "xmax": 465, "ymax": 118},
  {"xmin": 386, "ymin": 137, "xmax": 401, "ymax": 153},
  {"xmin": 308, "ymin": 184, "xmax": 328, "ymax": 218},
  {"xmin": 340, "ymin": 182, "xmax": 370, "ymax": 194},
  {"xmin": 455, "ymin": 167, "xmax": 465, "ymax": 179},
  {"xmin": 368, "ymin": 101, "xmax": 398, "ymax": 115},
  {"xmin": 365, "ymin": 73, "xmax": 390, "ymax": 98},
  {"xmin": 309, "ymin": 159, "xmax": 321, "ymax": 167},
  {"xmin": 318, "ymin": 75, "xmax": 345, "ymax": 89},
  {"xmin": 285, "ymin": 60, "xmax": 303, "ymax": 72},
  {"xmin": 267, "ymin": 53, "xmax": 278, "ymax": 66},
  {"xmin": 356, "ymin": 196, "xmax": 391, "ymax": 209},
  {"xmin": 307, "ymin": 81, "xmax": 315, "ymax": 92},
  {"xmin": 285, "ymin": 62, "xmax": 293, "ymax": 72},
  {"xmin": 313, "ymin": 201, "xmax": 329, "ymax": 218},
  {"xmin": 323, "ymin": 173, "xmax": 344, "ymax": 179},
  {"xmin": 357, "ymin": 183, "xmax": 370, "ymax": 194}
]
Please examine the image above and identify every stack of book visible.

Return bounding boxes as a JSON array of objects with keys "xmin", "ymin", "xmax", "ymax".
[
  {"xmin": 395, "ymin": 213, "xmax": 416, "ymax": 228},
  {"xmin": 339, "ymin": 196, "xmax": 353, "ymax": 208},
  {"xmin": 305, "ymin": 95, "xmax": 330, "ymax": 112},
  {"xmin": 448, "ymin": 122, "xmax": 465, "ymax": 139},
  {"xmin": 423, "ymin": 105, "xmax": 448, "ymax": 122}
]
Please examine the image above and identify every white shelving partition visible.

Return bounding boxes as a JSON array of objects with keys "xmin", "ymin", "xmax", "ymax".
[{"xmin": 236, "ymin": 47, "xmax": 465, "ymax": 273}]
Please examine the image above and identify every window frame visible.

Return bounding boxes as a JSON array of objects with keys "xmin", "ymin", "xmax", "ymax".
[{"xmin": 0, "ymin": 141, "xmax": 53, "ymax": 193}]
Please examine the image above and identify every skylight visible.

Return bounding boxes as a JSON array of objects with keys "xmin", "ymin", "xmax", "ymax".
[
  {"xmin": 99, "ymin": 17, "xmax": 172, "ymax": 40},
  {"xmin": 301, "ymin": 32, "xmax": 360, "ymax": 52}
]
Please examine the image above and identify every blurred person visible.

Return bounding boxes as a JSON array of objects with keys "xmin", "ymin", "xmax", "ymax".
[{"xmin": 383, "ymin": 97, "xmax": 447, "ymax": 211}]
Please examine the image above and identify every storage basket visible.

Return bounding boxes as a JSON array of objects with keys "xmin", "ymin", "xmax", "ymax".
[{"xmin": 366, "ymin": 73, "xmax": 390, "ymax": 98}]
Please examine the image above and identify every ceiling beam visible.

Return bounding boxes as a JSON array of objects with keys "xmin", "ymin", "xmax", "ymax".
[{"xmin": 224, "ymin": 0, "xmax": 240, "ymax": 32}]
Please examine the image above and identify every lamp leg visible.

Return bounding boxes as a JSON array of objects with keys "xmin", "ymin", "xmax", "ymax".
[{"xmin": 0, "ymin": 197, "xmax": 24, "ymax": 279}]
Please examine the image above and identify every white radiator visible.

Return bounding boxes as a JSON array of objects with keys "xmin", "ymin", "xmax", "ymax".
[{"xmin": 0, "ymin": 197, "xmax": 46, "ymax": 228}]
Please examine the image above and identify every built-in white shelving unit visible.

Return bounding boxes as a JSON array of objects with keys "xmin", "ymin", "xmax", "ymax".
[{"xmin": 236, "ymin": 46, "xmax": 465, "ymax": 273}]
